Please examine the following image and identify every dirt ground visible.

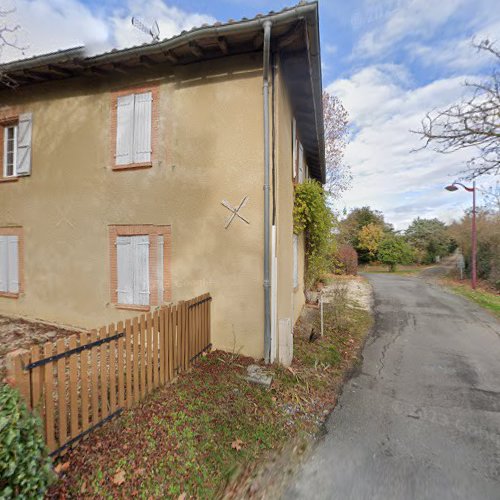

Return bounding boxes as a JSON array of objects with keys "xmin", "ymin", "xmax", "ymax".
[{"xmin": 0, "ymin": 315, "xmax": 79, "ymax": 379}]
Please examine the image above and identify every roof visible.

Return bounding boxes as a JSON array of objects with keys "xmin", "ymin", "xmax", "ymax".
[{"xmin": 0, "ymin": 2, "xmax": 325, "ymax": 182}]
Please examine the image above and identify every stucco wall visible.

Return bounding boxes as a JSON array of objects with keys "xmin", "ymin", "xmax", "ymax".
[
  {"xmin": 0, "ymin": 53, "xmax": 266, "ymax": 358},
  {"xmin": 274, "ymin": 57, "xmax": 306, "ymax": 352}
]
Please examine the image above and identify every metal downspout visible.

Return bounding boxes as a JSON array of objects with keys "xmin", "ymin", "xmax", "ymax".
[{"xmin": 262, "ymin": 20, "xmax": 272, "ymax": 363}]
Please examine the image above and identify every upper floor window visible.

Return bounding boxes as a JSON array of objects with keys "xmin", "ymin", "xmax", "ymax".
[
  {"xmin": 1, "ymin": 112, "xmax": 33, "ymax": 179},
  {"xmin": 3, "ymin": 124, "xmax": 17, "ymax": 178},
  {"xmin": 114, "ymin": 90, "xmax": 154, "ymax": 167}
]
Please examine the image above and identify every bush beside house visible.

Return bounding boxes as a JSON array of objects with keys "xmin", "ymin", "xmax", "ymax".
[{"xmin": 0, "ymin": 384, "xmax": 54, "ymax": 499}]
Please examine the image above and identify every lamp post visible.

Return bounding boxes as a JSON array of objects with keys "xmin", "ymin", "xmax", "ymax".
[{"xmin": 445, "ymin": 181, "xmax": 477, "ymax": 289}]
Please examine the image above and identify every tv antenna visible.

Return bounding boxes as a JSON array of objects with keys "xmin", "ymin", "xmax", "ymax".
[{"xmin": 131, "ymin": 17, "xmax": 160, "ymax": 42}]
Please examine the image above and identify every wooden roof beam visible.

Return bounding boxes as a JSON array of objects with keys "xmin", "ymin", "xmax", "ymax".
[
  {"xmin": 217, "ymin": 36, "xmax": 229, "ymax": 54},
  {"xmin": 47, "ymin": 64, "xmax": 75, "ymax": 77},
  {"xmin": 163, "ymin": 50, "xmax": 178, "ymax": 64},
  {"xmin": 189, "ymin": 42, "xmax": 203, "ymax": 58},
  {"xmin": 139, "ymin": 55, "xmax": 158, "ymax": 67},
  {"xmin": 23, "ymin": 69, "xmax": 51, "ymax": 80},
  {"xmin": 253, "ymin": 33, "xmax": 263, "ymax": 49}
]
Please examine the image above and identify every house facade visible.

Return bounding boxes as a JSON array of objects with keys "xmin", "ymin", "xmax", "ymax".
[{"xmin": 0, "ymin": 3, "xmax": 324, "ymax": 363}]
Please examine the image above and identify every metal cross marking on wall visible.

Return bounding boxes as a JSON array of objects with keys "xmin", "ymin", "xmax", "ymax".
[{"xmin": 221, "ymin": 196, "xmax": 250, "ymax": 229}]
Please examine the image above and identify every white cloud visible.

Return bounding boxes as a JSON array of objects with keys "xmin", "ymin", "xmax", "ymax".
[
  {"xmin": 327, "ymin": 65, "xmax": 495, "ymax": 229},
  {"xmin": 111, "ymin": 0, "xmax": 215, "ymax": 50},
  {"xmin": 407, "ymin": 19, "xmax": 500, "ymax": 72},
  {"xmin": 354, "ymin": 0, "xmax": 464, "ymax": 58},
  {"xmin": 0, "ymin": 0, "xmax": 215, "ymax": 62},
  {"xmin": 1, "ymin": 0, "xmax": 109, "ymax": 61}
]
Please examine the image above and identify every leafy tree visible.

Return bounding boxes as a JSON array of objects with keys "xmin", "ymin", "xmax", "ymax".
[
  {"xmin": 338, "ymin": 207, "xmax": 393, "ymax": 262},
  {"xmin": 448, "ymin": 209, "xmax": 500, "ymax": 289},
  {"xmin": 377, "ymin": 236, "xmax": 414, "ymax": 272},
  {"xmin": 357, "ymin": 223, "xmax": 384, "ymax": 260},
  {"xmin": 323, "ymin": 91, "xmax": 351, "ymax": 198},
  {"xmin": 415, "ymin": 40, "xmax": 500, "ymax": 179},
  {"xmin": 405, "ymin": 217, "xmax": 452, "ymax": 263}
]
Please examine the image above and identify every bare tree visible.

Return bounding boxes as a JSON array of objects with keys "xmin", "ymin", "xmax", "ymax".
[
  {"xmin": 0, "ymin": 6, "xmax": 26, "ymax": 87},
  {"xmin": 323, "ymin": 91, "xmax": 351, "ymax": 197},
  {"xmin": 415, "ymin": 40, "xmax": 500, "ymax": 179}
]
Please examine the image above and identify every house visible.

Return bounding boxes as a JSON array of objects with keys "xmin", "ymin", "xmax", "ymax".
[{"xmin": 0, "ymin": 2, "xmax": 324, "ymax": 363}]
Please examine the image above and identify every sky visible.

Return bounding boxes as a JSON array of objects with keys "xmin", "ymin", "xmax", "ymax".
[{"xmin": 2, "ymin": 0, "xmax": 499, "ymax": 229}]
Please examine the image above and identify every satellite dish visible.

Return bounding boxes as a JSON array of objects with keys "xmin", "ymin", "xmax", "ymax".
[{"xmin": 131, "ymin": 17, "xmax": 160, "ymax": 42}]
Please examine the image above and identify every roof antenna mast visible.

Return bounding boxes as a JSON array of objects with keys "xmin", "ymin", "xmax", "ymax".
[{"xmin": 131, "ymin": 17, "xmax": 160, "ymax": 42}]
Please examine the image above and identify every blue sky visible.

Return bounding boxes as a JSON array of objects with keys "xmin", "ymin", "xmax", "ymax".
[{"xmin": 3, "ymin": 0, "xmax": 499, "ymax": 228}]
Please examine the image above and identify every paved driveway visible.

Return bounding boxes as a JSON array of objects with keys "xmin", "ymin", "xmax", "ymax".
[{"xmin": 286, "ymin": 274, "xmax": 500, "ymax": 500}]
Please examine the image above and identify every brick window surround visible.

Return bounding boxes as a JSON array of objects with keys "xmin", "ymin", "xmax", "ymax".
[
  {"xmin": 0, "ymin": 226, "xmax": 24, "ymax": 298},
  {"xmin": 109, "ymin": 225, "xmax": 171, "ymax": 311},
  {"xmin": 110, "ymin": 85, "xmax": 160, "ymax": 171},
  {"xmin": 0, "ymin": 108, "xmax": 20, "ymax": 183}
]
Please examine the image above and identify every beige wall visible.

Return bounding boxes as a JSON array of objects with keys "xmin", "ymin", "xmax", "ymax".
[
  {"xmin": 0, "ymin": 54, "xmax": 267, "ymax": 358},
  {"xmin": 273, "ymin": 57, "xmax": 306, "ymax": 362}
]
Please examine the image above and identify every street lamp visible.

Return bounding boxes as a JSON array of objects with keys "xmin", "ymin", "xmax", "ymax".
[{"xmin": 445, "ymin": 181, "xmax": 477, "ymax": 289}]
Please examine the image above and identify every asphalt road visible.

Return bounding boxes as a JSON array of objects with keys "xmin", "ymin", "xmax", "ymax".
[{"xmin": 286, "ymin": 274, "xmax": 500, "ymax": 500}]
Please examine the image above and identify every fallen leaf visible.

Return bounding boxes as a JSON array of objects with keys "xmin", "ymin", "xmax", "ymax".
[
  {"xmin": 80, "ymin": 481, "xmax": 87, "ymax": 494},
  {"xmin": 112, "ymin": 469, "xmax": 126, "ymax": 486},
  {"xmin": 178, "ymin": 494, "xmax": 187, "ymax": 500},
  {"xmin": 287, "ymin": 366, "xmax": 297, "ymax": 376},
  {"xmin": 231, "ymin": 439, "xmax": 244, "ymax": 451},
  {"xmin": 54, "ymin": 461, "xmax": 70, "ymax": 474},
  {"xmin": 135, "ymin": 467, "xmax": 145, "ymax": 476}
]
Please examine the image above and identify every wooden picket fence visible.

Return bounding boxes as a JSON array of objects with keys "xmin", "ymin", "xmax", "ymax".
[{"xmin": 7, "ymin": 293, "xmax": 211, "ymax": 457}]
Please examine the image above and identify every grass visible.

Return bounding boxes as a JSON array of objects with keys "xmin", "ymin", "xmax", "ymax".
[
  {"xmin": 49, "ymin": 279, "xmax": 373, "ymax": 499},
  {"xmin": 440, "ymin": 279, "xmax": 500, "ymax": 318},
  {"xmin": 360, "ymin": 264, "xmax": 434, "ymax": 275}
]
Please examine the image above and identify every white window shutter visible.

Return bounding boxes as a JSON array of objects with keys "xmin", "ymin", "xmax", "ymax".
[
  {"xmin": 7, "ymin": 236, "xmax": 19, "ymax": 293},
  {"xmin": 293, "ymin": 234, "xmax": 299, "ymax": 288},
  {"xmin": 115, "ymin": 95, "xmax": 134, "ymax": 165},
  {"xmin": 0, "ymin": 236, "xmax": 7, "ymax": 293},
  {"xmin": 116, "ymin": 236, "xmax": 133, "ymax": 304},
  {"xmin": 16, "ymin": 113, "xmax": 32, "ymax": 176},
  {"xmin": 133, "ymin": 235, "xmax": 150, "ymax": 306},
  {"xmin": 298, "ymin": 143, "xmax": 304, "ymax": 183},
  {"xmin": 133, "ymin": 92, "xmax": 152, "ymax": 164},
  {"xmin": 292, "ymin": 118, "xmax": 297, "ymax": 179},
  {"xmin": 157, "ymin": 235, "xmax": 164, "ymax": 303}
]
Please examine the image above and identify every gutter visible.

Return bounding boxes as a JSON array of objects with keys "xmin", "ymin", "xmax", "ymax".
[
  {"xmin": 0, "ymin": 4, "xmax": 318, "ymax": 72},
  {"xmin": 262, "ymin": 19, "xmax": 272, "ymax": 364}
]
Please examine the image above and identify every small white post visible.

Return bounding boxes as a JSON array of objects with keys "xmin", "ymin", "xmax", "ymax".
[{"xmin": 320, "ymin": 292, "xmax": 324, "ymax": 337}]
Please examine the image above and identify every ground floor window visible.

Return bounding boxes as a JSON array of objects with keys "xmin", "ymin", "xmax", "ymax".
[
  {"xmin": 0, "ymin": 227, "xmax": 23, "ymax": 296},
  {"xmin": 109, "ymin": 225, "xmax": 171, "ymax": 309}
]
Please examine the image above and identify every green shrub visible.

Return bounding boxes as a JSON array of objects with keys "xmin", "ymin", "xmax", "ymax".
[
  {"xmin": 293, "ymin": 179, "xmax": 335, "ymax": 288},
  {"xmin": 0, "ymin": 384, "xmax": 54, "ymax": 499},
  {"xmin": 377, "ymin": 236, "xmax": 414, "ymax": 272}
]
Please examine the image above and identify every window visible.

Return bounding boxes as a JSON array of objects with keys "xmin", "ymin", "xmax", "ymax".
[
  {"xmin": 116, "ymin": 235, "xmax": 150, "ymax": 306},
  {"xmin": 0, "ymin": 234, "xmax": 19, "ymax": 294},
  {"xmin": 293, "ymin": 234, "xmax": 299, "ymax": 289},
  {"xmin": 292, "ymin": 118, "xmax": 297, "ymax": 180},
  {"xmin": 3, "ymin": 125, "xmax": 17, "ymax": 178},
  {"xmin": 298, "ymin": 143, "xmax": 304, "ymax": 183},
  {"xmin": 1, "ymin": 112, "xmax": 33, "ymax": 179},
  {"xmin": 115, "ymin": 91, "xmax": 153, "ymax": 166},
  {"xmin": 110, "ymin": 225, "xmax": 171, "ymax": 308}
]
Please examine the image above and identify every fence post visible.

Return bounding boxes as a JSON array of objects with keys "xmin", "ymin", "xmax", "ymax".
[{"xmin": 6, "ymin": 348, "xmax": 31, "ymax": 408}]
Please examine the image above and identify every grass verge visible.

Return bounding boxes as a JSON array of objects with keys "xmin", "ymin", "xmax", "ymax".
[
  {"xmin": 439, "ymin": 278, "xmax": 500, "ymax": 318},
  {"xmin": 48, "ymin": 279, "xmax": 373, "ymax": 499},
  {"xmin": 360, "ymin": 264, "xmax": 434, "ymax": 275}
]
